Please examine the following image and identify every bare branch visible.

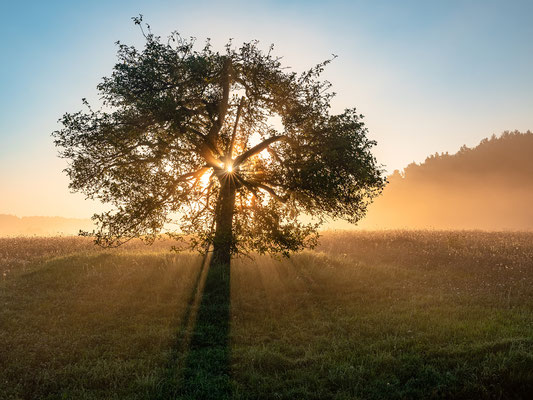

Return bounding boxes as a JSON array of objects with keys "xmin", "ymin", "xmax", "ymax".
[
  {"xmin": 207, "ymin": 57, "xmax": 232, "ymax": 142},
  {"xmin": 227, "ymin": 96, "xmax": 245, "ymax": 159},
  {"xmin": 233, "ymin": 135, "xmax": 287, "ymax": 167}
]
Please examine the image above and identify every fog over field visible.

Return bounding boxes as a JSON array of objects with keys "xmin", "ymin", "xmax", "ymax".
[
  {"xmin": 358, "ymin": 131, "xmax": 533, "ymax": 230},
  {"xmin": 3, "ymin": 131, "xmax": 532, "ymax": 236},
  {"xmin": 0, "ymin": 215, "xmax": 94, "ymax": 237},
  {"xmin": 2, "ymin": 232, "xmax": 532, "ymax": 399}
]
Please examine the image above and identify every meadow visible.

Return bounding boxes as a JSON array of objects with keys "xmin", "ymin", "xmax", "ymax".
[{"xmin": 1, "ymin": 231, "xmax": 533, "ymax": 399}]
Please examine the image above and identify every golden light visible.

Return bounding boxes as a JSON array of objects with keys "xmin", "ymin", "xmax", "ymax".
[
  {"xmin": 226, "ymin": 164, "xmax": 233, "ymax": 173},
  {"xmin": 198, "ymin": 171, "xmax": 211, "ymax": 190}
]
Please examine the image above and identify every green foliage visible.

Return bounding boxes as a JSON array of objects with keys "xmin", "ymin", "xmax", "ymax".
[
  {"xmin": 53, "ymin": 18, "xmax": 385, "ymax": 255},
  {"xmin": 400, "ymin": 130, "xmax": 533, "ymax": 182}
]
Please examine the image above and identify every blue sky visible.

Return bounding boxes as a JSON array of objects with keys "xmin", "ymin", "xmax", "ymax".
[{"xmin": 1, "ymin": 0, "xmax": 532, "ymax": 217}]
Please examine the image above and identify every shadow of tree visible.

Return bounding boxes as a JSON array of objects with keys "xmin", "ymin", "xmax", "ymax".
[
  {"xmin": 180, "ymin": 260, "xmax": 232, "ymax": 399},
  {"xmin": 152, "ymin": 257, "xmax": 232, "ymax": 400}
]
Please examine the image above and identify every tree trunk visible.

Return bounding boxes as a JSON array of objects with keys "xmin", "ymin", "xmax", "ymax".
[{"xmin": 212, "ymin": 178, "xmax": 236, "ymax": 266}]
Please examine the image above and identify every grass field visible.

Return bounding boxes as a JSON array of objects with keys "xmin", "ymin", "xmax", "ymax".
[{"xmin": 1, "ymin": 231, "xmax": 533, "ymax": 399}]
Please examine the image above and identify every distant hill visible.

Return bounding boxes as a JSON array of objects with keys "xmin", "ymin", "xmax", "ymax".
[
  {"xmin": 359, "ymin": 130, "xmax": 533, "ymax": 230},
  {"xmin": 0, "ymin": 215, "xmax": 94, "ymax": 237}
]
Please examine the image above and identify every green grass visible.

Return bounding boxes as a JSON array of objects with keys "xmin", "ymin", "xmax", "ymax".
[{"xmin": 1, "ymin": 232, "xmax": 533, "ymax": 399}]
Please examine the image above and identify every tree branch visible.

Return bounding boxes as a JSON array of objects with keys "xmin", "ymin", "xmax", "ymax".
[
  {"xmin": 241, "ymin": 177, "xmax": 287, "ymax": 203},
  {"xmin": 227, "ymin": 96, "xmax": 244, "ymax": 159},
  {"xmin": 176, "ymin": 166, "xmax": 209, "ymax": 183},
  {"xmin": 233, "ymin": 135, "xmax": 287, "ymax": 167},
  {"xmin": 207, "ymin": 57, "xmax": 231, "ymax": 142}
]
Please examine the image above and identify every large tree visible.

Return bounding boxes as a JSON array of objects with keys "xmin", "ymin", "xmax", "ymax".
[{"xmin": 53, "ymin": 19, "xmax": 386, "ymax": 265}]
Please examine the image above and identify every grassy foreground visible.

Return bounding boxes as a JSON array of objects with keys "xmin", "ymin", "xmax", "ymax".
[{"xmin": 1, "ymin": 231, "xmax": 533, "ymax": 399}]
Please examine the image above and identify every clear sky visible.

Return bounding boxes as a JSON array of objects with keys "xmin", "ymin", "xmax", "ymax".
[{"xmin": 1, "ymin": 0, "xmax": 532, "ymax": 218}]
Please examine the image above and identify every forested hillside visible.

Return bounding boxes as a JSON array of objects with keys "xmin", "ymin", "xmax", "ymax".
[{"xmin": 360, "ymin": 131, "xmax": 533, "ymax": 230}]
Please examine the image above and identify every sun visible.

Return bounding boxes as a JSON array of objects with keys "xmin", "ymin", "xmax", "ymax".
[{"xmin": 226, "ymin": 164, "xmax": 233, "ymax": 173}]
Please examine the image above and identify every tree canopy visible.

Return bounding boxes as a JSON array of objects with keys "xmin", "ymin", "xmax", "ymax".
[{"xmin": 53, "ymin": 18, "xmax": 385, "ymax": 260}]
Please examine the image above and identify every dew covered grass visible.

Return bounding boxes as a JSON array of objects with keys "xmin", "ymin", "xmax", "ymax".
[{"xmin": 1, "ymin": 231, "xmax": 532, "ymax": 399}]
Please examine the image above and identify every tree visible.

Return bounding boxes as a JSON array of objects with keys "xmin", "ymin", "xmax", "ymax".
[{"xmin": 53, "ymin": 18, "xmax": 386, "ymax": 266}]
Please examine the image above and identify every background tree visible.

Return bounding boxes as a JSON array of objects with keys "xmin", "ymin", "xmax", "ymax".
[{"xmin": 53, "ymin": 17, "xmax": 386, "ymax": 265}]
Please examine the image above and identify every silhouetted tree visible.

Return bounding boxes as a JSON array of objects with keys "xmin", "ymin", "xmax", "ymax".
[{"xmin": 53, "ymin": 17, "xmax": 385, "ymax": 265}]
